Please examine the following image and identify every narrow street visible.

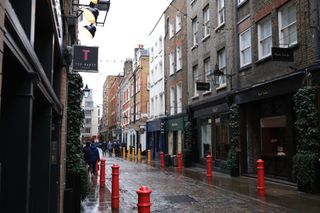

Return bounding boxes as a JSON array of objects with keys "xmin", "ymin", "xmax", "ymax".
[{"xmin": 81, "ymin": 153, "xmax": 320, "ymax": 213}]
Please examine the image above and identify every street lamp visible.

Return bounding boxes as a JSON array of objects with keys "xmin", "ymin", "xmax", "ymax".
[
  {"xmin": 66, "ymin": 0, "xmax": 111, "ymax": 38},
  {"xmin": 83, "ymin": 84, "xmax": 90, "ymax": 98},
  {"xmin": 212, "ymin": 64, "xmax": 234, "ymax": 90}
]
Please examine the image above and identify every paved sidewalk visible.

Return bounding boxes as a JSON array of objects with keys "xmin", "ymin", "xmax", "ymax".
[{"xmin": 81, "ymin": 156, "xmax": 320, "ymax": 213}]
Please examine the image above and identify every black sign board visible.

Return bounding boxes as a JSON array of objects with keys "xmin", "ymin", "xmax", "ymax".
[
  {"xmin": 272, "ymin": 47, "xmax": 293, "ymax": 61},
  {"xmin": 196, "ymin": 82, "xmax": 210, "ymax": 91},
  {"xmin": 73, "ymin": 45, "xmax": 99, "ymax": 72}
]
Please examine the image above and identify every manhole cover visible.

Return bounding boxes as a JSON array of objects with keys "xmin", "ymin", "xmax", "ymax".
[{"xmin": 163, "ymin": 195, "xmax": 196, "ymax": 203}]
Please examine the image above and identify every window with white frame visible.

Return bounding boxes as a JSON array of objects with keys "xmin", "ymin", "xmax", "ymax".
[
  {"xmin": 169, "ymin": 21, "xmax": 174, "ymax": 38},
  {"xmin": 155, "ymin": 96, "xmax": 158, "ymax": 116},
  {"xmin": 258, "ymin": 17, "xmax": 272, "ymax": 59},
  {"xmin": 193, "ymin": 65, "xmax": 199, "ymax": 96},
  {"xmin": 217, "ymin": 49, "xmax": 226, "ymax": 86},
  {"xmin": 203, "ymin": 6, "xmax": 210, "ymax": 37},
  {"xmin": 192, "ymin": 17, "xmax": 198, "ymax": 46},
  {"xmin": 239, "ymin": 28, "xmax": 252, "ymax": 67},
  {"xmin": 176, "ymin": 46, "xmax": 182, "ymax": 71},
  {"xmin": 237, "ymin": 0, "xmax": 246, "ymax": 5},
  {"xmin": 155, "ymin": 41, "xmax": 158, "ymax": 54},
  {"xmin": 170, "ymin": 51, "xmax": 175, "ymax": 75},
  {"xmin": 176, "ymin": 83, "xmax": 182, "ymax": 113},
  {"xmin": 204, "ymin": 58, "xmax": 211, "ymax": 91},
  {"xmin": 150, "ymin": 48, "xmax": 154, "ymax": 61},
  {"xmin": 151, "ymin": 98, "xmax": 154, "ymax": 116},
  {"xmin": 151, "ymin": 69, "xmax": 154, "ymax": 85},
  {"xmin": 159, "ymin": 61, "xmax": 163, "ymax": 79},
  {"xmin": 136, "ymin": 102, "xmax": 140, "ymax": 120},
  {"xmin": 154, "ymin": 65, "xmax": 158, "ymax": 80},
  {"xmin": 136, "ymin": 75, "xmax": 140, "ymax": 92},
  {"xmin": 278, "ymin": 1, "xmax": 297, "ymax": 47},
  {"xmin": 170, "ymin": 87, "xmax": 175, "ymax": 115},
  {"xmin": 159, "ymin": 36, "xmax": 163, "ymax": 52},
  {"xmin": 217, "ymin": 0, "xmax": 225, "ymax": 26},
  {"xmin": 176, "ymin": 12, "xmax": 182, "ymax": 33},
  {"xmin": 159, "ymin": 93, "xmax": 163, "ymax": 115}
]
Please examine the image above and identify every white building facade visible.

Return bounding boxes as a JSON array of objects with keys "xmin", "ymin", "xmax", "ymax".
[
  {"xmin": 81, "ymin": 86, "xmax": 101, "ymax": 142},
  {"xmin": 146, "ymin": 14, "xmax": 167, "ymax": 159}
]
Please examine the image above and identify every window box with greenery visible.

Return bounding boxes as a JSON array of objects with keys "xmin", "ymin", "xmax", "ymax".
[
  {"xmin": 292, "ymin": 86, "xmax": 320, "ymax": 193},
  {"xmin": 228, "ymin": 104, "xmax": 240, "ymax": 176}
]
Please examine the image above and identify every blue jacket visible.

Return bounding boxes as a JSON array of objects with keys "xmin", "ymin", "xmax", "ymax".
[{"xmin": 89, "ymin": 145, "xmax": 100, "ymax": 163}]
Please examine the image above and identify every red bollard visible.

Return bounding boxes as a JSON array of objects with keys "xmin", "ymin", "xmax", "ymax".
[
  {"xmin": 95, "ymin": 160, "xmax": 99, "ymax": 176},
  {"xmin": 160, "ymin": 152, "xmax": 164, "ymax": 168},
  {"xmin": 112, "ymin": 164, "xmax": 120, "ymax": 209},
  {"xmin": 177, "ymin": 152, "xmax": 182, "ymax": 169},
  {"xmin": 137, "ymin": 186, "xmax": 152, "ymax": 213},
  {"xmin": 100, "ymin": 159, "xmax": 105, "ymax": 187},
  {"xmin": 257, "ymin": 159, "xmax": 265, "ymax": 196},
  {"xmin": 207, "ymin": 154, "xmax": 212, "ymax": 177}
]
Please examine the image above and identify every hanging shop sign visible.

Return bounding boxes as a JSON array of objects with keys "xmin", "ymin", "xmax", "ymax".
[
  {"xmin": 196, "ymin": 82, "xmax": 210, "ymax": 91},
  {"xmin": 73, "ymin": 45, "xmax": 99, "ymax": 72},
  {"xmin": 272, "ymin": 47, "xmax": 293, "ymax": 61}
]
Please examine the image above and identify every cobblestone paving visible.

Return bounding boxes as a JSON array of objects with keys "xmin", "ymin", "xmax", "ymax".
[{"xmin": 83, "ymin": 157, "xmax": 291, "ymax": 213}]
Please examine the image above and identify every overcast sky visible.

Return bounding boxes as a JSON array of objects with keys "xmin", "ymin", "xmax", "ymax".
[{"xmin": 78, "ymin": 0, "xmax": 170, "ymax": 105}]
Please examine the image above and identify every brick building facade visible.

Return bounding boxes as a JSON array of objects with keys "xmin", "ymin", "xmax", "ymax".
[{"xmin": 234, "ymin": 0, "xmax": 320, "ymax": 182}]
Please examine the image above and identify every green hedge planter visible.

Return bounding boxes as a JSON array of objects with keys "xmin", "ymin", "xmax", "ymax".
[{"xmin": 293, "ymin": 86, "xmax": 320, "ymax": 193}]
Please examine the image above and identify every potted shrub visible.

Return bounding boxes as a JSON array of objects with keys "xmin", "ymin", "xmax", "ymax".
[{"xmin": 292, "ymin": 86, "xmax": 320, "ymax": 192}]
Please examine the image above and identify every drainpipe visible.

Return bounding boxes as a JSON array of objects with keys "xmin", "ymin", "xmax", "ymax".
[{"xmin": 311, "ymin": 0, "xmax": 320, "ymax": 63}]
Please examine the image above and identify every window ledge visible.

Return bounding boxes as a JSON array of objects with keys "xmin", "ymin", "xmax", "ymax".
[
  {"xmin": 255, "ymin": 55, "xmax": 272, "ymax": 65},
  {"xmin": 215, "ymin": 23, "xmax": 225, "ymax": 32},
  {"xmin": 191, "ymin": 95, "xmax": 199, "ymax": 100},
  {"xmin": 176, "ymin": 68, "xmax": 182, "ymax": 73},
  {"xmin": 216, "ymin": 84, "xmax": 227, "ymax": 91},
  {"xmin": 237, "ymin": 0, "xmax": 249, "ymax": 9},
  {"xmin": 203, "ymin": 90, "xmax": 212, "ymax": 96},
  {"xmin": 191, "ymin": 44, "xmax": 198, "ymax": 51},
  {"xmin": 201, "ymin": 34, "xmax": 210, "ymax": 42},
  {"xmin": 239, "ymin": 64, "xmax": 252, "ymax": 72}
]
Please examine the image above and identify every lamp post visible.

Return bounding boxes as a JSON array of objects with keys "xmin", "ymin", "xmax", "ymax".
[
  {"xmin": 212, "ymin": 64, "xmax": 234, "ymax": 90},
  {"xmin": 83, "ymin": 84, "xmax": 90, "ymax": 98}
]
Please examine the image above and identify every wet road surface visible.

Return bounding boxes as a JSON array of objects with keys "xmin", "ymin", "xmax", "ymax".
[{"xmin": 81, "ymin": 155, "xmax": 320, "ymax": 213}]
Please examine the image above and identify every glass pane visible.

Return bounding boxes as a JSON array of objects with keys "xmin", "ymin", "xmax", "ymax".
[
  {"xmin": 261, "ymin": 37, "xmax": 272, "ymax": 56},
  {"xmin": 288, "ymin": 24, "xmax": 297, "ymax": 44}
]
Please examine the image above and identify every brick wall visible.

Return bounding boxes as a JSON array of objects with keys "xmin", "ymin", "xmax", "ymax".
[
  {"xmin": 187, "ymin": 0, "xmax": 236, "ymax": 103},
  {"xmin": 237, "ymin": 0, "xmax": 317, "ymax": 90}
]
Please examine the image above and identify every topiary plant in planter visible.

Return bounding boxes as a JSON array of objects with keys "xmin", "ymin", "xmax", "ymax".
[
  {"xmin": 228, "ymin": 104, "xmax": 240, "ymax": 176},
  {"xmin": 292, "ymin": 86, "xmax": 320, "ymax": 192}
]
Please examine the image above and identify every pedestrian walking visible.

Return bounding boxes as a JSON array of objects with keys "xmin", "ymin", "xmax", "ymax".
[
  {"xmin": 107, "ymin": 141, "xmax": 113, "ymax": 157},
  {"xmin": 101, "ymin": 141, "xmax": 108, "ymax": 156},
  {"xmin": 89, "ymin": 141, "xmax": 100, "ymax": 176},
  {"xmin": 82, "ymin": 142, "xmax": 91, "ymax": 172}
]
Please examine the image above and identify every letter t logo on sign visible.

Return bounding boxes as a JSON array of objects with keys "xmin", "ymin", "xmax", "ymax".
[
  {"xmin": 73, "ymin": 45, "xmax": 98, "ymax": 72},
  {"xmin": 82, "ymin": 49, "xmax": 91, "ymax": 61}
]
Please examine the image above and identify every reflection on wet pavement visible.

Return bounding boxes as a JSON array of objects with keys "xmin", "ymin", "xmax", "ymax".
[{"xmin": 81, "ymin": 155, "xmax": 320, "ymax": 213}]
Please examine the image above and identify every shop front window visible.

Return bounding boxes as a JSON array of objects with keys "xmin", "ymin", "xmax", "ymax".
[
  {"xmin": 260, "ymin": 115, "xmax": 288, "ymax": 177},
  {"xmin": 201, "ymin": 119, "xmax": 212, "ymax": 158},
  {"xmin": 215, "ymin": 114, "xmax": 230, "ymax": 160},
  {"xmin": 260, "ymin": 116, "xmax": 287, "ymax": 156}
]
